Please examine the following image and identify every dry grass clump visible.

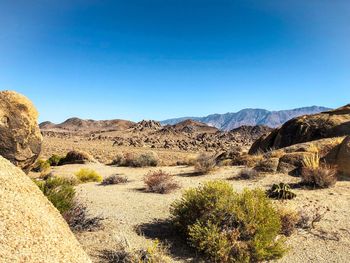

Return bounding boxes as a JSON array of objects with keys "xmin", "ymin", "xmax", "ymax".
[
  {"xmin": 301, "ymin": 165, "xmax": 337, "ymax": 188},
  {"xmin": 254, "ymin": 158, "xmax": 279, "ymax": 173},
  {"xmin": 194, "ymin": 153, "xmax": 216, "ymax": 174},
  {"xmin": 234, "ymin": 168, "xmax": 261, "ymax": 180},
  {"xmin": 75, "ymin": 168, "xmax": 102, "ymax": 183},
  {"xmin": 144, "ymin": 170, "xmax": 179, "ymax": 194},
  {"xmin": 277, "ymin": 207, "xmax": 300, "ymax": 236},
  {"xmin": 170, "ymin": 181, "xmax": 286, "ymax": 262},
  {"xmin": 63, "ymin": 202, "xmax": 103, "ymax": 232},
  {"xmin": 112, "ymin": 152, "xmax": 159, "ymax": 167},
  {"xmin": 235, "ymin": 153, "xmax": 264, "ymax": 167},
  {"xmin": 101, "ymin": 174, "xmax": 128, "ymax": 185},
  {"xmin": 100, "ymin": 240, "xmax": 171, "ymax": 263},
  {"xmin": 302, "ymin": 152, "xmax": 320, "ymax": 169}
]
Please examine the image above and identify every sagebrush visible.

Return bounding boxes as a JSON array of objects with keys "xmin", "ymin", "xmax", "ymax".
[
  {"xmin": 170, "ymin": 181, "xmax": 285, "ymax": 262},
  {"xmin": 144, "ymin": 170, "xmax": 179, "ymax": 194},
  {"xmin": 194, "ymin": 153, "xmax": 216, "ymax": 174}
]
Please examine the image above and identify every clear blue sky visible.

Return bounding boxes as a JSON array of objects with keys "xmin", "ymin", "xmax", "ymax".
[{"xmin": 1, "ymin": 0, "xmax": 349, "ymax": 123}]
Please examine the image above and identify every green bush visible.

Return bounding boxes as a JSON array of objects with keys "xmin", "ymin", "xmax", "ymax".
[
  {"xmin": 48, "ymin": 154, "xmax": 65, "ymax": 166},
  {"xmin": 170, "ymin": 181, "xmax": 285, "ymax": 262},
  {"xmin": 75, "ymin": 168, "xmax": 102, "ymax": 183},
  {"xmin": 32, "ymin": 159, "xmax": 50, "ymax": 173},
  {"xmin": 33, "ymin": 177, "xmax": 75, "ymax": 214}
]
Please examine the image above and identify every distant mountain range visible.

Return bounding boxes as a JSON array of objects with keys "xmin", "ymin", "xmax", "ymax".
[{"xmin": 160, "ymin": 106, "xmax": 331, "ymax": 131}]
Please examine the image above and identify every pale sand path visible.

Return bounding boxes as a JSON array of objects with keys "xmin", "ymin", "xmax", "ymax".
[{"xmin": 50, "ymin": 163, "xmax": 350, "ymax": 262}]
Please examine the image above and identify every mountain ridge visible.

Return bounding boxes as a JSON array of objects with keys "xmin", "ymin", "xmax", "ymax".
[{"xmin": 161, "ymin": 106, "xmax": 331, "ymax": 131}]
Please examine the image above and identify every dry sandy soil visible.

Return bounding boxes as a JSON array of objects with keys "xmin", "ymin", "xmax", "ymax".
[{"xmin": 47, "ymin": 163, "xmax": 350, "ymax": 263}]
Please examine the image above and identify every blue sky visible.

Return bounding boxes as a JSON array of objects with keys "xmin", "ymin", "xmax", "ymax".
[{"xmin": 0, "ymin": 0, "xmax": 349, "ymax": 123}]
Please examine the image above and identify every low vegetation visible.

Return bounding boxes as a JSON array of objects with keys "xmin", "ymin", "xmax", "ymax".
[
  {"xmin": 32, "ymin": 159, "xmax": 50, "ymax": 173},
  {"xmin": 75, "ymin": 168, "xmax": 102, "ymax": 183},
  {"xmin": 235, "ymin": 168, "xmax": 261, "ymax": 180},
  {"xmin": 101, "ymin": 174, "xmax": 128, "ymax": 185},
  {"xmin": 194, "ymin": 153, "xmax": 216, "ymax": 174},
  {"xmin": 48, "ymin": 154, "xmax": 65, "ymax": 166},
  {"xmin": 301, "ymin": 165, "xmax": 337, "ymax": 188},
  {"xmin": 267, "ymin": 183, "xmax": 296, "ymax": 200},
  {"xmin": 33, "ymin": 177, "xmax": 75, "ymax": 214},
  {"xmin": 170, "ymin": 181, "xmax": 285, "ymax": 262},
  {"xmin": 63, "ymin": 202, "xmax": 103, "ymax": 232},
  {"xmin": 277, "ymin": 207, "xmax": 300, "ymax": 236},
  {"xmin": 144, "ymin": 170, "xmax": 179, "ymax": 194},
  {"xmin": 100, "ymin": 240, "xmax": 171, "ymax": 263},
  {"xmin": 112, "ymin": 152, "xmax": 159, "ymax": 167}
]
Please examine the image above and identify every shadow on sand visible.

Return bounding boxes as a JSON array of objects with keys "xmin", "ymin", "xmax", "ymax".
[{"xmin": 135, "ymin": 219, "xmax": 203, "ymax": 262}]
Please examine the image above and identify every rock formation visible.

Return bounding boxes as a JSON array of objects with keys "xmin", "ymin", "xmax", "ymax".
[
  {"xmin": 249, "ymin": 105, "xmax": 350, "ymax": 154},
  {"xmin": 0, "ymin": 91, "xmax": 42, "ymax": 172},
  {"xmin": 0, "ymin": 156, "xmax": 91, "ymax": 262}
]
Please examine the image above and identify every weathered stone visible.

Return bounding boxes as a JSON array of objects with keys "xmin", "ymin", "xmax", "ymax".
[
  {"xmin": 0, "ymin": 91, "xmax": 42, "ymax": 172},
  {"xmin": 0, "ymin": 156, "xmax": 91, "ymax": 262}
]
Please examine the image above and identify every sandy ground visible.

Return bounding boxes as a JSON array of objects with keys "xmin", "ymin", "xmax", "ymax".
[
  {"xmin": 41, "ymin": 136, "xmax": 198, "ymax": 165},
  {"xmin": 49, "ymin": 163, "xmax": 350, "ymax": 263}
]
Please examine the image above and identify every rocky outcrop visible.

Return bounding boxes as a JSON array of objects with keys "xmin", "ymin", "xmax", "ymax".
[
  {"xmin": 336, "ymin": 136, "xmax": 350, "ymax": 177},
  {"xmin": 0, "ymin": 156, "xmax": 91, "ymax": 262},
  {"xmin": 0, "ymin": 91, "xmax": 42, "ymax": 172},
  {"xmin": 249, "ymin": 105, "xmax": 350, "ymax": 154}
]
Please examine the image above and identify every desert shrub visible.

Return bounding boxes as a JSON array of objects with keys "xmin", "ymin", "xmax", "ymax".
[
  {"xmin": 32, "ymin": 159, "xmax": 50, "ymax": 173},
  {"xmin": 236, "ymin": 153, "xmax": 264, "ymax": 167},
  {"xmin": 33, "ymin": 177, "xmax": 75, "ymax": 214},
  {"xmin": 194, "ymin": 153, "xmax": 216, "ymax": 174},
  {"xmin": 254, "ymin": 158, "xmax": 279, "ymax": 173},
  {"xmin": 101, "ymin": 174, "xmax": 128, "ymax": 185},
  {"xmin": 100, "ymin": 240, "xmax": 171, "ymax": 263},
  {"xmin": 75, "ymin": 168, "xmax": 102, "ymax": 183},
  {"xmin": 218, "ymin": 159, "xmax": 233, "ymax": 166},
  {"xmin": 267, "ymin": 183, "xmax": 296, "ymax": 200},
  {"xmin": 117, "ymin": 152, "xmax": 159, "ymax": 167},
  {"xmin": 301, "ymin": 165, "xmax": 337, "ymax": 188},
  {"xmin": 60, "ymin": 150, "xmax": 94, "ymax": 165},
  {"xmin": 170, "ymin": 181, "xmax": 285, "ymax": 262},
  {"xmin": 144, "ymin": 170, "xmax": 179, "ymax": 194},
  {"xmin": 48, "ymin": 154, "xmax": 65, "ymax": 166},
  {"xmin": 235, "ymin": 168, "xmax": 261, "ymax": 180},
  {"xmin": 110, "ymin": 152, "xmax": 125, "ymax": 166},
  {"xmin": 63, "ymin": 202, "xmax": 103, "ymax": 232},
  {"xmin": 277, "ymin": 208, "xmax": 300, "ymax": 236}
]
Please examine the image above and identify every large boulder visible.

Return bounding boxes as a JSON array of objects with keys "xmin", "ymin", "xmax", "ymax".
[
  {"xmin": 336, "ymin": 136, "xmax": 350, "ymax": 178},
  {"xmin": 249, "ymin": 104, "xmax": 350, "ymax": 154},
  {"xmin": 0, "ymin": 156, "xmax": 91, "ymax": 262},
  {"xmin": 0, "ymin": 91, "xmax": 42, "ymax": 172}
]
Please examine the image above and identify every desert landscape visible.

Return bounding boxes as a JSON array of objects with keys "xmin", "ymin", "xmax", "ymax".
[
  {"xmin": 1, "ymin": 2, "xmax": 350, "ymax": 262},
  {"xmin": 1, "ymin": 90, "xmax": 349, "ymax": 262}
]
